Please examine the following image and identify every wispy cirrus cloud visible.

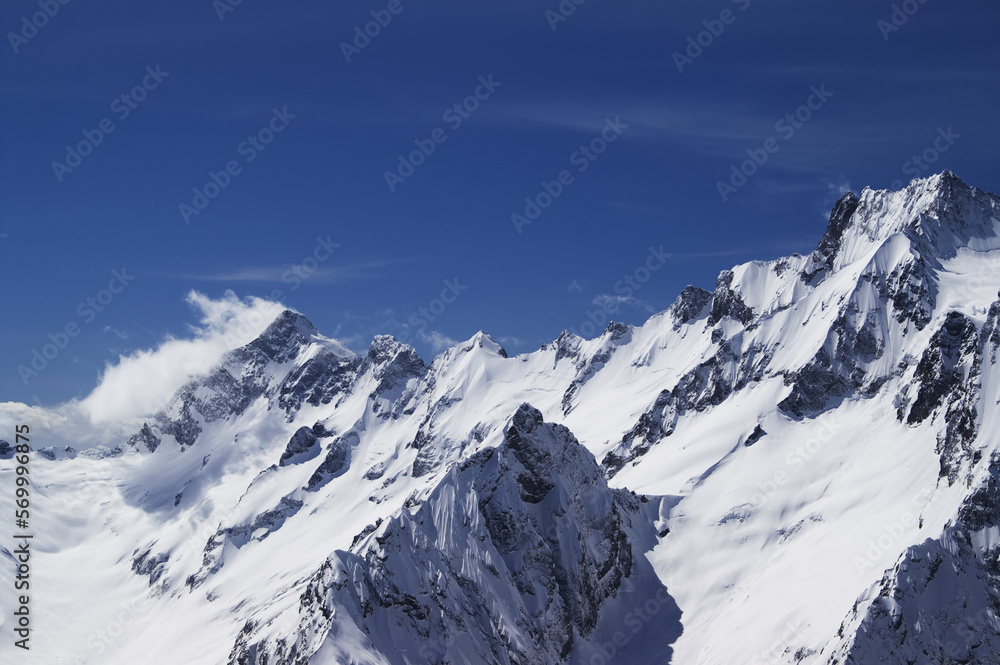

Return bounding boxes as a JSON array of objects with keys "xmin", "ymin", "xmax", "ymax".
[
  {"xmin": 152, "ymin": 259, "xmax": 415, "ymax": 284},
  {"xmin": 592, "ymin": 293, "xmax": 655, "ymax": 314}
]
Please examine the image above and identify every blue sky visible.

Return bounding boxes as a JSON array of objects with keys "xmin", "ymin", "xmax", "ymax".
[{"xmin": 2, "ymin": 0, "xmax": 998, "ymax": 406}]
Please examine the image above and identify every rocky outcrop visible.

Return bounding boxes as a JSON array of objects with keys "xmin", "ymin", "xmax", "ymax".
[
  {"xmin": 707, "ymin": 270, "xmax": 755, "ymax": 326},
  {"xmin": 826, "ymin": 454, "xmax": 1000, "ymax": 665},
  {"xmin": 669, "ymin": 285, "xmax": 713, "ymax": 329},
  {"xmin": 304, "ymin": 431, "xmax": 357, "ymax": 490},
  {"xmin": 229, "ymin": 405, "xmax": 681, "ymax": 665},
  {"xmin": 802, "ymin": 192, "xmax": 861, "ymax": 285}
]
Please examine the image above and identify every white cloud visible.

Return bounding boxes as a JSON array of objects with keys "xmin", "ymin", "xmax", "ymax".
[
  {"xmin": 78, "ymin": 290, "xmax": 286, "ymax": 424},
  {"xmin": 826, "ymin": 177, "xmax": 854, "ymax": 197},
  {"xmin": 567, "ymin": 280, "xmax": 584, "ymax": 293},
  {"xmin": 592, "ymin": 293, "xmax": 655, "ymax": 314},
  {"xmin": 103, "ymin": 325, "xmax": 130, "ymax": 340},
  {"xmin": 419, "ymin": 329, "xmax": 459, "ymax": 353},
  {"xmin": 0, "ymin": 400, "xmax": 135, "ymax": 453},
  {"xmin": 160, "ymin": 259, "xmax": 416, "ymax": 285}
]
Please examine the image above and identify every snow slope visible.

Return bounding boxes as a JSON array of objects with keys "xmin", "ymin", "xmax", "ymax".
[{"xmin": 2, "ymin": 171, "xmax": 1000, "ymax": 664}]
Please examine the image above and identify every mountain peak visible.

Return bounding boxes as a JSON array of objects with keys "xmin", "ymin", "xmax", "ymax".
[
  {"xmin": 801, "ymin": 191, "xmax": 861, "ymax": 284},
  {"xmin": 669, "ymin": 285, "xmax": 714, "ymax": 326},
  {"xmin": 266, "ymin": 309, "xmax": 318, "ymax": 337},
  {"xmin": 367, "ymin": 334, "xmax": 419, "ymax": 363},
  {"xmin": 890, "ymin": 170, "xmax": 999, "ymax": 248},
  {"xmin": 234, "ymin": 309, "xmax": 318, "ymax": 366},
  {"xmin": 801, "ymin": 172, "xmax": 1000, "ymax": 283},
  {"xmin": 508, "ymin": 402, "xmax": 544, "ymax": 436},
  {"xmin": 463, "ymin": 331, "xmax": 508, "ymax": 358},
  {"xmin": 256, "ymin": 309, "xmax": 319, "ymax": 349},
  {"xmin": 926, "ymin": 168, "xmax": 965, "ymax": 193}
]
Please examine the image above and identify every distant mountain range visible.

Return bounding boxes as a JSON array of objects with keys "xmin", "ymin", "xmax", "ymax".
[{"xmin": 3, "ymin": 171, "xmax": 1000, "ymax": 664}]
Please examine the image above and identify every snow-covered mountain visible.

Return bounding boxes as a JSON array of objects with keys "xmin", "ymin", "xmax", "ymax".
[{"xmin": 3, "ymin": 171, "xmax": 1000, "ymax": 664}]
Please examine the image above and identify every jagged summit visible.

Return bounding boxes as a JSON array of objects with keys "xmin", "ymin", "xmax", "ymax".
[
  {"xmin": 366, "ymin": 334, "xmax": 420, "ymax": 364},
  {"xmin": 231, "ymin": 403, "xmax": 680, "ymax": 665},
  {"xmin": 11, "ymin": 172, "xmax": 1000, "ymax": 665},
  {"xmin": 835, "ymin": 173, "xmax": 1000, "ymax": 268},
  {"xmin": 463, "ymin": 330, "xmax": 509, "ymax": 357},
  {"xmin": 258, "ymin": 308, "xmax": 318, "ymax": 346},
  {"xmin": 802, "ymin": 191, "xmax": 861, "ymax": 283},
  {"xmin": 668, "ymin": 285, "xmax": 714, "ymax": 327}
]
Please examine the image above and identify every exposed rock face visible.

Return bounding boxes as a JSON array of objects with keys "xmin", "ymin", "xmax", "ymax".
[
  {"xmin": 278, "ymin": 426, "xmax": 321, "ymax": 466},
  {"xmin": 277, "ymin": 350, "xmax": 359, "ymax": 415},
  {"xmin": 604, "ymin": 334, "xmax": 767, "ymax": 474},
  {"xmin": 365, "ymin": 335, "xmax": 426, "ymax": 420},
  {"xmin": 892, "ymin": 303, "xmax": 1000, "ymax": 484},
  {"xmin": 52, "ymin": 173, "xmax": 1000, "ymax": 665},
  {"xmin": 131, "ymin": 548, "xmax": 170, "ymax": 588},
  {"xmin": 305, "ymin": 431, "xmax": 357, "ymax": 490},
  {"xmin": 826, "ymin": 455, "xmax": 1000, "ymax": 665},
  {"xmin": 669, "ymin": 285, "xmax": 713, "ymax": 328},
  {"xmin": 603, "ymin": 388, "xmax": 676, "ymax": 475},
  {"xmin": 561, "ymin": 323, "xmax": 631, "ymax": 415},
  {"xmin": 802, "ymin": 192, "xmax": 861, "ymax": 285},
  {"xmin": 128, "ymin": 422, "xmax": 162, "ymax": 453},
  {"xmin": 909, "ymin": 312, "xmax": 979, "ymax": 423},
  {"xmin": 707, "ymin": 270, "xmax": 755, "ymax": 326},
  {"xmin": 742, "ymin": 423, "xmax": 767, "ymax": 447},
  {"xmin": 228, "ymin": 405, "xmax": 681, "ymax": 665}
]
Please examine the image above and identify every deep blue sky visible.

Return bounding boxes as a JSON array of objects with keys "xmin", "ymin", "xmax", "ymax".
[{"xmin": 2, "ymin": 0, "xmax": 998, "ymax": 406}]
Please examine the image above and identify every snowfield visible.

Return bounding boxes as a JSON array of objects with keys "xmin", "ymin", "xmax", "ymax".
[{"xmin": 2, "ymin": 171, "xmax": 1000, "ymax": 664}]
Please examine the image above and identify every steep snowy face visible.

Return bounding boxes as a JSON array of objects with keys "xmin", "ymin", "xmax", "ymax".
[
  {"xmin": 820, "ymin": 302, "xmax": 1000, "ymax": 665},
  {"xmin": 228, "ymin": 405, "xmax": 680, "ymax": 665},
  {"xmin": 4, "ymin": 172, "xmax": 1000, "ymax": 665},
  {"xmin": 807, "ymin": 171, "xmax": 1000, "ymax": 277},
  {"xmin": 561, "ymin": 173, "xmax": 1000, "ymax": 664},
  {"xmin": 822, "ymin": 457, "xmax": 1000, "ymax": 665}
]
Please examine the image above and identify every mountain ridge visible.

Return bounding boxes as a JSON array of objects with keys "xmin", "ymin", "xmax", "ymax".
[{"xmin": 3, "ymin": 172, "xmax": 1000, "ymax": 664}]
